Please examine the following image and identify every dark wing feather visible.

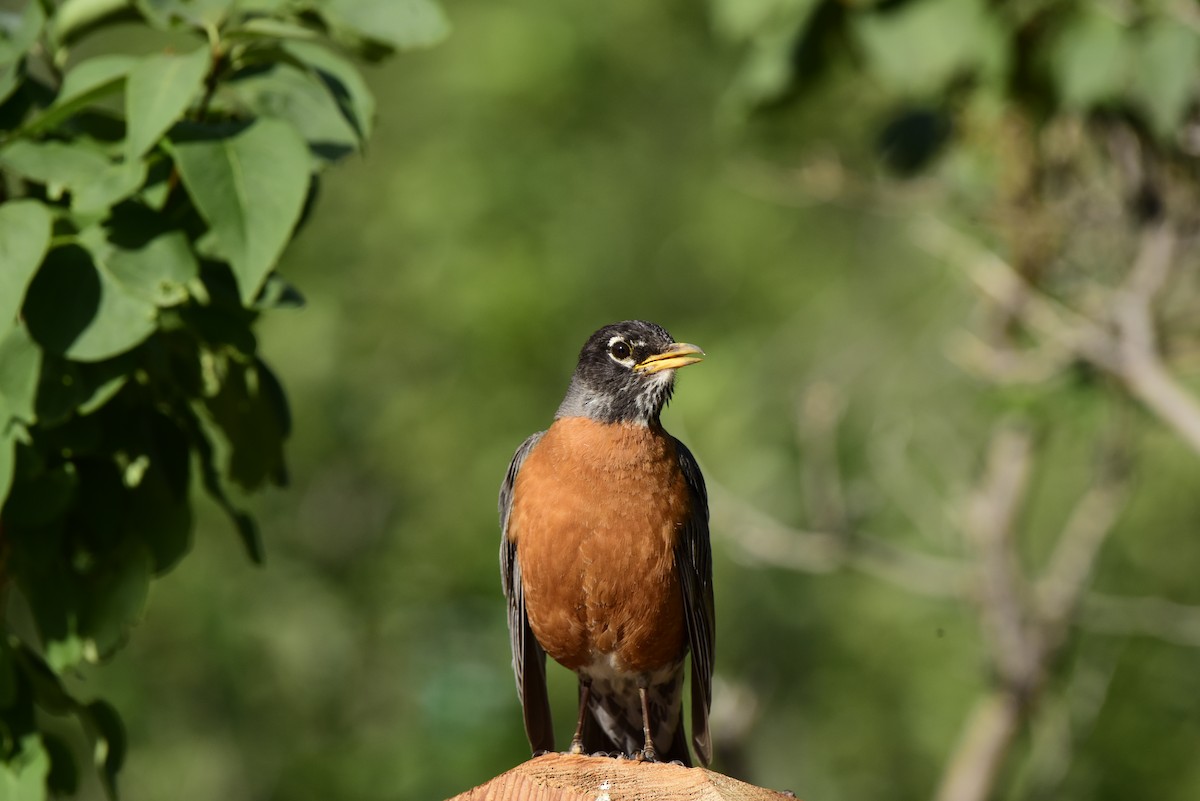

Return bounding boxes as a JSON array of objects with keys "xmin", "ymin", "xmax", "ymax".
[
  {"xmin": 499, "ymin": 432, "xmax": 554, "ymax": 754},
  {"xmin": 673, "ymin": 438, "xmax": 714, "ymax": 766}
]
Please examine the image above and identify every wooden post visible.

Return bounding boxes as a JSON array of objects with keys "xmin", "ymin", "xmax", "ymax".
[{"xmin": 448, "ymin": 753, "xmax": 797, "ymax": 801}]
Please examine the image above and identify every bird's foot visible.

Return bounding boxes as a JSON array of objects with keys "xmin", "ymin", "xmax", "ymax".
[
  {"xmin": 636, "ymin": 746, "xmax": 659, "ymax": 763},
  {"xmin": 566, "ymin": 738, "xmax": 585, "ymax": 756}
]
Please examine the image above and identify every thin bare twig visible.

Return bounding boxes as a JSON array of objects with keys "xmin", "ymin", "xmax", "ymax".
[
  {"xmin": 1035, "ymin": 467, "xmax": 1131, "ymax": 639},
  {"xmin": 1079, "ymin": 594, "xmax": 1200, "ymax": 648},
  {"xmin": 711, "ymin": 484, "xmax": 967, "ymax": 598},
  {"xmin": 945, "ymin": 331, "xmax": 1073, "ymax": 385},
  {"xmin": 964, "ymin": 424, "xmax": 1036, "ymax": 686}
]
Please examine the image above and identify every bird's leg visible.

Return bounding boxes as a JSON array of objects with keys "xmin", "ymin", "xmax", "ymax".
[
  {"xmin": 568, "ymin": 679, "xmax": 592, "ymax": 755},
  {"xmin": 637, "ymin": 685, "xmax": 658, "ymax": 762}
]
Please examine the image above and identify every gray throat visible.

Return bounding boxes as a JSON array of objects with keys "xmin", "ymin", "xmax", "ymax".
[{"xmin": 554, "ymin": 374, "xmax": 674, "ymax": 426}]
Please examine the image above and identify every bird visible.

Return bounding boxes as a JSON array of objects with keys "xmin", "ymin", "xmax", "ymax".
[{"xmin": 499, "ymin": 320, "xmax": 714, "ymax": 767}]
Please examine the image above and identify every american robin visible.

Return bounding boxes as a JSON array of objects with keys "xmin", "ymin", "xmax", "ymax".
[{"xmin": 499, "ymin": 320, "xmax": 714, "ymax": 767}]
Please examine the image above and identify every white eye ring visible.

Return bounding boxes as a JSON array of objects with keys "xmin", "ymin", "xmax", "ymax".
[{"xmin": 607, "ymin": 336, "xmax": 634, "ymax": 364}]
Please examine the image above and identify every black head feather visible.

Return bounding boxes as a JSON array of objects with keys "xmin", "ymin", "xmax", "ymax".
[{"xmin": 555, "ymin": 320, "xmax": 699, "ymax": 426}]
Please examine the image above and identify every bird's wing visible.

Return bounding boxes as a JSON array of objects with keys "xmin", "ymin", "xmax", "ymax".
[
  {"xmin": 674, "ymin": 438, "xmax": 714, "ymax": 766},
  {"xmin": 499, "ymin": 431, "xmax": 554, "ymax": 754}
]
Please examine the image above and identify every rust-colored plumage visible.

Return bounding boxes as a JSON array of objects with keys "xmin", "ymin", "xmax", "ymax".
[{"xmin": 509, "ymin": 418, "xmax": 689, "ymax": 673}]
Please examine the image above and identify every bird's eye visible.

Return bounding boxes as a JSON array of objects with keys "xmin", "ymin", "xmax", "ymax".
[{"xmin": 610, "ymin": 340, "xmax": 632, "ymax": 361}]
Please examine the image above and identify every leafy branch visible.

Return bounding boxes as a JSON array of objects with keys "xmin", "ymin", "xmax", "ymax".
[{"xmin": 0, "ymin": 1, "xmax": 447, "ymax": 798}]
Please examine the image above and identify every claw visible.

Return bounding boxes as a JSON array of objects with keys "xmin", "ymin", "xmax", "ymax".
[{"xmin": 636, "ymin": 746, "xmax": 659, "ymax": 763}]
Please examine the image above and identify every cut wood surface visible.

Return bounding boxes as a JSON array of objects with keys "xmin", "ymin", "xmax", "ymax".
[{"xmin": 448, "ymin": 753, "xmax": 798, "ymax": 801}]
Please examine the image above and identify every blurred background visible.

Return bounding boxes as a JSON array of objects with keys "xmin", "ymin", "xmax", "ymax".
[{"xmin": 73, "ymin": 1, "xmax": 1200, "ymax": 800}]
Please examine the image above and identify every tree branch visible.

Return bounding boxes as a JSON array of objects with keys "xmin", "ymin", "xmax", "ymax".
[
  {"xmin": 1035, "ymin": 462, "xmax": 1130, "ymax": 642},
  {"xmin": 714, "ymin": 486, "xmax": 1200, "ymax": 649},
  {"xmin": 712, "ymin": 485, "xmax": 967, "ymax": 598},
  {"xmin": 915, "ymin": 217, "xmax": 1200, "ymax": 458},
  {"xmin": 934, "ymin": 691, "xmax": 1024, "ymax": 801},
  {"xmin": 1079, "ymin": 593, "xmax": 1200, "ymax": 648},
  {"xmin": 964, "ymin": 424, "xmax": 1036, "ymax": 686}
]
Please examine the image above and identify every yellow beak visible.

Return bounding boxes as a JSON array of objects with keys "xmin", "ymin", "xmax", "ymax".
[{"xmin": 634, "ymin": 342, "xmax": 705, "ymax": 374}]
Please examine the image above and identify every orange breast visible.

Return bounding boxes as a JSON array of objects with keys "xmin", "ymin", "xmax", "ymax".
[{"xmin": 508, "ymin": 417, "xmax": 689, "ymax": 674}]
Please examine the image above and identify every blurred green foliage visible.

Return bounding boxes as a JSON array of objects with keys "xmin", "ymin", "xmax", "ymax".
[{"xmin": 3, "ymin": 1, "xmax": 1200, "ymax": 801}]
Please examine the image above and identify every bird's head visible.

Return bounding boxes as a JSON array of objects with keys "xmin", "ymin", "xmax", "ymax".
[{"xmin": 555, "ymin": 320, "xmax": 704, "ymax": 426}]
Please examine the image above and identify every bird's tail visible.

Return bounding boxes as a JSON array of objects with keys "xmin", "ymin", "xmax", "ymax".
[{"xmin": 578, "ymin": 680, "xmax": 692, "ymax": 767}]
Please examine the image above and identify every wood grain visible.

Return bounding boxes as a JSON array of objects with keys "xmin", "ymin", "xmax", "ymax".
[{"xmin": 448, "ymin": 754, "xmax": 797, "ymax": 801}]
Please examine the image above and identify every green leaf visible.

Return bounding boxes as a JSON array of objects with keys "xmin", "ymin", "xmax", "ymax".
[
  {"xmin": 34, "ymin": 355, "xmax": 118, "ymax": 426},
  {"xmin": 726, "ymin": 21, "xmax": 810, "ymax": 109},
  {"xmin": 0, "ymin": 636, "xmax": 16, "ymax": 707},
  {"xmin": 178, "ymin": 401, "xmax": 264, "ymax": 563},
  {"xmin": 1050, "ymin": 8, "xmax": 1130, "ymax": 110},
  {"xmin": 2, "ymin": 460, "xmax": 78, "ymax": 529},
  {"xmin": 287, "ymin": 40, "xmax": 375, "ymax": 144},
  {"xmin": 23, "ymin": 244, "xmax": 158, "ymax": 362},
  {"xmin": 11, "ymin": 454, "xmax": 153, "ymax": 667},
  {"xmin": 124, "ymin": 413, "xmax": 193, "ymax": 573},
  {"xmin": 202, "ymin": 355, "xmax": 289, "ymax": 490},
  {"xmin": 0, "ymin": 735, "xmax": 49, "ymax": 801},
  {"xmin": 0, "ymin": 1, "xmax": 45, "ymax": 105},
  {"xmin": 1130, "ymin": 20, "xmax": 1200, "ymax": 140},
  {"xmin": 59, "ymin": 54, "xmax": 138, "ymax": 102},
  {"xmin": 73, "ymin": 159, "xmax": 148, "ymax": 215},
  {"xmin": 42, "ymin": 631, "xmax": 84, "ymax": 678},
  {"xmin": 225, "ymin": 16, "xmax": 320, "ymax": 42},
  {"xmin": 253, "ymin": 273, "xmax": 305, "ymax": 310},
  {"xmin": 223, "ymin": 60, "xmax": 360, "ymax": 161},
  {"xmin": 0, "ymin": 138, "xmax": 108, "ymax": 197},
  {"xmin": 106, "ymin": 230, "xmax": 199, "ymax": 307},
  {"xmin": 82, "ymin": 700, "xmax": 125, "ymax": 798},
  {"xmin": 711, "ymin": 0, "xmax": 818, "ymax": 44},
  {"xmin": 12, "ymin": 645, "xmax": 74, "ymax": 712},
  {"xmin": 125, "ymin": 45, "xmax": 210, "ymax": 161},
  {"xmin": 0, "ymin": 323, "xmax": 42, "ymax": 424},
  {"xmin": 0, "ymin": 199, "xmax": 52, "ymax": 326},
  {"xmin": 0, "ymin": 426, "xmax": 14, "ymax": 502},
  {"xmin": 7, "ymin": 517, "xmax": 85, "ymax": 672},
  {"xmin": 137, "ymin": 0, "xmax": 233, "ymax": 29},
  {"xmin": 0, "ymin": 61, "xmax": 19, "ymax": 108},
  {"xmin": 78, "ymin": 543, "xmax": 153, "ymax": 659},
  {"xmin": 0, "ymin": 2, "xmax": 45, "ymax": 65},
  {"xmin": 78, "ymin": 372, "xmax": 129, "ymax": 416},
  {"xmin": 854, "ymin": 0, "xmax": 1007, "ymax": 96},
  {"xmin": 317, "ymin": 0, "xmax": 449, "ymax": 54},
  {"xmin": 0, "ymin": 139, "xmax": 142, "ymax": 211},
  {"xmin": 41, "ymin": 734, "xmax": 78, "ymax": 796},
  {"xmin": 177, "ymin": 270, "xmax": 259, "ymax": 354},
  {"xmin": 54, "ymin": 0, "xmax": 143, "ymax": 46},
  {"xmin": 170, "ymin": 118, "xmax": 311, "ymax": 304},
  {"xmin": 20, "ymin": 54, "xmax": 136, "ymax": 135}
]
